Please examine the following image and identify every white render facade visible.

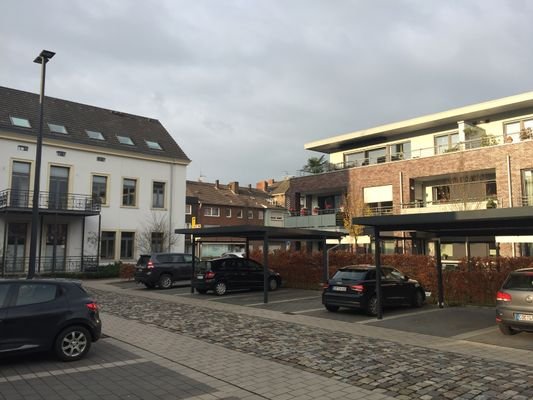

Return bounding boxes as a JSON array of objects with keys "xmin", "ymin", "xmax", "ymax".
[{"xmin": 0, "ymin": 86, "xmax": 189, "ymax": 274}]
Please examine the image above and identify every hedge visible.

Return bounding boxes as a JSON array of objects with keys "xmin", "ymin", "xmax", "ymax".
[{"xmin": 248, "ymin": 250, "xmax": 533, "ymax": 306}]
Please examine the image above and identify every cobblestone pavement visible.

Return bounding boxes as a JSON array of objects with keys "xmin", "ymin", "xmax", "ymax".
[{"xmin": 91, "ymin": 288, "xmax": 533, "ymax": 400}]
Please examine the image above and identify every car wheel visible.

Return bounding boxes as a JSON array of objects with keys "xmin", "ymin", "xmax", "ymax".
[
  {"xmin": 411, "ymin": 290, "xmax": 424, "ymax": 308},
  {"xmin": 158, "ymin": 274, "xmax": 172, "ymax": 289},
  {"xmin": 54, "ymin": 325, "xmax": 91, "ymax": 362},
  {"xmin": 499, "ymin": 323, "xmax": 518, "ymax": 336},
  {"xmin": 325, "ymin": 304, "xmax": 339, "ymax": 312},
  {"xmin": 196, "ymin": 288, "xmax": 208, "ymax": 294},
  {"xmin": 268, "ymin": 278, "xmax": 279, "ymax": 291},
  {"xmin": 214, "ymin": 281, "xmax": 227, "ymax": 296},
  {"xmin": 366, "ymin": 295, "xmax": 378, "ymax": 316}
]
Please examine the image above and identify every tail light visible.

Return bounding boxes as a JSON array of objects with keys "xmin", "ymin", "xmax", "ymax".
[
  {"xmin": 205, "ymin": 271, "xmax": 215, "ymax": 279},
  {"xmin": 350, "ymin": 284, "xmax": 364, "ymax": 293},
  {"xmin": 496, "ymin": 291, "xmax": 512, "ymax": 302},
  {"xmin": 322, "ymin": 282, "xmax": 329, "ymax": 289},
  {"xmin": 147, "ymin": 261, "xmax": 154, "ymax": 269},
  {"xmin": 86, "ymin": 301, "xmax": 99, "ymax": 312}
]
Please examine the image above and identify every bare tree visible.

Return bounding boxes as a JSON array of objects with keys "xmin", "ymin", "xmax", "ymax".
[
  {"xmin": 341, "ymin": 193, "xmax": 369, "ymax": 253},
  {"xmin": 137, "ymin": 212, "xmax": 177, "ymax": 254}
]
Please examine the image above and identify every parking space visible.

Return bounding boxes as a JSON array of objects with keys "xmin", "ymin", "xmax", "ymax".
[
  {"xmin": 0, "ymin": 337, "xmax": 240, "ymax": 400},
  {"xmin": 110, "ymin": 281, "xmax": 533, "ymax": 352}
]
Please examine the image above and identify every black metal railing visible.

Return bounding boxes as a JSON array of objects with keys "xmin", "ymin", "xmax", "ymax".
[
  {"xmin": 0, "ymin": 256, "xmax": 98, "ymax": 275},
  {"xmin": 0, "ymin": 189, "xmax": 101, "ymax": 213}
]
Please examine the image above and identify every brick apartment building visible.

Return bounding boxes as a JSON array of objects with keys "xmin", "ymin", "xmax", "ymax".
[
  {"xmin": 185, "ymin": 180, "xmax": 285, "ymax": 258},
  {"xmin": 287, "ymin": 92, "xmax": 533, "ymax": 258}
]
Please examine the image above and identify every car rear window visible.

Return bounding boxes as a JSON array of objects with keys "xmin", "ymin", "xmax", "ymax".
[
  {"xmin": 137, "ymin": 255, "xmax": 151, "ymax": 266},
  {"xmin": 332, "ymin": 270, "xmax": 369, "ymax": 281},
  {"xmin": 196, "ymin": 261, "xmax": 212, "ymax": 272},
  {"xmin": 503, "ymin": 273, "xmax": 533, "ymax": 290}
]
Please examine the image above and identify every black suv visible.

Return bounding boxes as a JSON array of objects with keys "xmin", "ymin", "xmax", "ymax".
[
  {"xmin": 192, "ymin": 257, "xmax": 282, "ymax": 295},
  {"xmin": 496, "ymin": 268, "xmax": 533, "ymax": 335},
  {"xmin": 322, "ymin": 265, "xmax": 426, "ymax": 316},
  {"xmin": 135, "ymin": 252, "xmax": 199, "ymax": 289},
  {"xmin": 0, "ymin": 279, "xmax": 101, "ymax": 361}
]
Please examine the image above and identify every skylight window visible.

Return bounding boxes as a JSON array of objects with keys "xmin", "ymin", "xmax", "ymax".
[
  {"xmin": 86, "ymin": 130, "xmax": 105, "ymax": 140},
  {"xmin": 48, "ymin": 123, "xmax": 68, "ymax": 134},
  {"xmin": 117, "ymin": 135, "xmax": 135, "ymax": 145},
  {"xmin": 10, "ymin": 116, "xmax": 31, "ymax": 128},
  {"xmin": 145, "ymin": 140, "xmax": 162, "ymax": 150}
]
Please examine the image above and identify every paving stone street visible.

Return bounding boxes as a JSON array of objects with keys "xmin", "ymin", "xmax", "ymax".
[{"xmin": 89, "ymin": 284, "xmax": 533, "ymax": 400}]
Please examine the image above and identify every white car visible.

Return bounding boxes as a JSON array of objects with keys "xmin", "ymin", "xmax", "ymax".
[{"xmin": 220, "ymin": 252, "xmax": 245, "ymax": 258}]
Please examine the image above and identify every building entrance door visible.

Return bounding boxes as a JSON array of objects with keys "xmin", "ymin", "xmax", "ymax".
[{"xmin": 6, "ymin": 223, "xmax": 27, "ymax": 273}]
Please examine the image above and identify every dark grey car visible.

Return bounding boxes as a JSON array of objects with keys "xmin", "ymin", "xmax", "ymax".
[
  {"xmin": 496, "ymin": 268, "xmax": 533, "ymax": 335},
  {"xmin": 134, "ymin": 253, "xmax": 198, "ymax": 289}
]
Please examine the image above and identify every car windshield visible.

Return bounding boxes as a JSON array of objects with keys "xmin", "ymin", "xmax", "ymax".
[
  {"xmin": 332, "ymin": 270, "xmax": 368, "ymax": 281},
  {"xmin": 503, "ymin": 273, "xmax": 533, "ymax": 291}
]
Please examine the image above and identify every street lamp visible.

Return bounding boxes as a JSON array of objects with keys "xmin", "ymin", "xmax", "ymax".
[{"xmin": 27, "ymin": 49, "xmax": 55, "ymax": 279}]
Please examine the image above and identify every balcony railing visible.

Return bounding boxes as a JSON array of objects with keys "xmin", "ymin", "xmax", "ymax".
[
  {"xmin": 298, "ymin": 134, "xmax": 516, "ymax": 177},
  {"xmin": 0, "ymin": 189, "xmax": 101, "ymax": 213},
  {"xmin": 285, "ymin": 208, "xmax": 342, "ymax": 229},
  {"xmin": 0, "ymin": 256, "xmax": 98, "ymax": 275},
  {"xmin": 522, "ymin": 196, "xmax": 533, "ymax": 207}
]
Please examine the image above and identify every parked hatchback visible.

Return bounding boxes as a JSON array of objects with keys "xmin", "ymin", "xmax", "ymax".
[
  {"xmin": 496, "ymin": 268, "xmax": 533, "ymax": 335},
  {"xmin": 192, "ymin": 257, "xmax": 282, "ymax": 295},
  {"xmin": 0, "ymin": 279, "xmax": 101, "ymax": 361},
  {"xmin": 135, "ymin": 253, "xmax": 199, "ymax": 289},
  {"xmin": 322, "ymin": 265, "xmax": 426, "ymax": 316}
]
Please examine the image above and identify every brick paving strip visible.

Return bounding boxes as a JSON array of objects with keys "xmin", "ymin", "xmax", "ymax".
[{"xmin": 86, "ymin": 281, "xmax": 533, "ymax": 400}]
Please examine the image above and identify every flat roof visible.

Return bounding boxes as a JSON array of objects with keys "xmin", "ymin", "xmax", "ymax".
[
  {"xmin": 352, "ymin": 207, "xmax": 533, "ymax": 237},
  {"xmin": 175, "ymin": 225, "xmax": 345, "ymax": 241},
  {"xmin": 306, "ymin": 91, "xmax": 533, "ymax": 153}
]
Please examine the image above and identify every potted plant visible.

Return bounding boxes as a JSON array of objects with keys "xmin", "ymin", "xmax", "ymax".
[
  {"xmin": 313, "ymin": 207, "xmax": 320, "ymax": 215},
  {"xmin": 486, "ymin": 199, "xmax": 497, "ymax": 209}
]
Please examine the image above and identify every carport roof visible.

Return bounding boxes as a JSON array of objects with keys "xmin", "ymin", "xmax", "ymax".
[
  {"xmin": 352, "ymin": 207, "xmax": 533, "ymax": 237},
  {"xmin": 174, "ymin": 225, "xmax": 345, "ymax": 240}
]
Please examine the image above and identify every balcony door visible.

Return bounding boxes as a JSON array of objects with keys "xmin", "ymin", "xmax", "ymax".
[
  {"xmin": 49, "ymin": 166, "xmax": 69, "ymax": 209},
  {"xmin": 6, "ymin": 223, "xmax": 27, "ymax": 273},
  {"xmin": 44, "ymin": 224, "xmax": 67, "ymax": 272},
  {"xmin": 10, "ymin": 161, "xmax": 30, "ymax": 207},
  {"xmin": 523, "ymin": 170, "xmax": 533, "ymax": 206}
]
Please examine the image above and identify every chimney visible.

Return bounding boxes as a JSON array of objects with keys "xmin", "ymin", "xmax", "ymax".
[
  {"xmin": 248, "ymin": 184, "xmax": 252, "ymax": 190},
  {"xmin": 256, "ymin": 180, "xmax": 268, "ymax": 192},
  {"xmin": 268, "ymin": 179, "xmax": 275, "ymax": 185},
  {"xmin": 215, "ymin": 180, "xmax": 220, "ymax": 189},
  {"xmin": 229, "ymin": 181, "xmax": 239, "ymax": 193}
]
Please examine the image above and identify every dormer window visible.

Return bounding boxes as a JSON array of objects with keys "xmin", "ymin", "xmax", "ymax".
[
  {"xmin": 48, "ymin": 123, "xmax": 68, "ymax": 134},
  {"xmin": 10, "ymin": 116, "xmax": 31, "ymax": 128},
  {"xmin": 145, "ymin": 140, "xmax": 162, "ymax": 150},
  {"xmin": 117, "ymin": 135, "xmax": 135, "ymax": 145},
  {"xmin": 86, "ymin": 130, "xmax": 105, "ymax": 140}
]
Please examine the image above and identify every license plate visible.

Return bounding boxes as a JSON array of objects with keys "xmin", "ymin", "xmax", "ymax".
[
  {"xmin": 196, "ymin": 275, "xmax": 204, "ymax": 280},
  {"xmin": 332, "ymin": 286, "xmax": 347, "ymax": 292},
  {"xmin": 514, "ymin": 313, "xmax": 533, "ymax": 321}
]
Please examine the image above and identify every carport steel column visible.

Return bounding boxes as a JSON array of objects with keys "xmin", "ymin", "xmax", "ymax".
[
  {"xmin": 374, "ymin": 227, "xmax": 383, "ymax": 320},
  {"xmin": 263, "ymin": 233, "xmax": 269, "ymax": 304}
]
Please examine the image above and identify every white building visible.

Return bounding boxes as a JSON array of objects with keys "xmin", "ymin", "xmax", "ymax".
[{"xmin": 0, "ymin": 86, "xmax": 190, "ymax": 274}]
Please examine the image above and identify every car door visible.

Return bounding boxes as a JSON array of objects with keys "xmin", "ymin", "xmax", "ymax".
[
  {"xmin": 170, "ymin": 254, "xmax": 186, "ymax": 280},
  {"xmin": 2, "ymin": 282, "xmax": 69, "ymax": 351},
  {"xmin": 245, "ymin": 259, "xmax": 264, "ymax": 289},
  {"xmin": 222, "ymin": 259, "xmax": 241, "ymax": 289},
  {"xmin": 388, "ymin": 268, "xmax": 413, "ymax": 303},
  {"xmin": 381, "ymin": 267, "xmax": 403, "ymax": 305}
]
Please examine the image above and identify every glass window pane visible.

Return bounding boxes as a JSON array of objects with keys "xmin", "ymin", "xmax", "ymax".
[
  {"xmin": 10, "ymin": 116, "xmax": 31, "ymax": 128},
  {"xmin": 145, "ymin": 140, "xmax": 162, "ymax": 150},
  {"xmin": 13, "ymin": 161, "xmax": 30, "ymax": 174},
  {"xmin": 367, "ymin": 147, "xmax": 386, "ymax": 164},
  {"xmin": 86, "ymin": 130, "xmax": 105, "ymax": 140},
  {"xmin": 117, "ymin": 135, "xmax": 135, "ymax": 145},
  {"xmin": 48, "ymin": 123, "xmax": 68, "ymax": 134}
]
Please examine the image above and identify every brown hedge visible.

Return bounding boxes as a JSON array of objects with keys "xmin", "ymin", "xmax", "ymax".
[{"xmin": 249, "ymin": 250, "xmax": 533, "ymax": 306}]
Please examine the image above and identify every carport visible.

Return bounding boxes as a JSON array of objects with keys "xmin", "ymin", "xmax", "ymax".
[
  {"xmin": 174, "ymin": 225, "xmax": 345, "ymax": 303},
  {"xmin": 353, "ymin": 207, "xmax": 533, "ymax": 319}
]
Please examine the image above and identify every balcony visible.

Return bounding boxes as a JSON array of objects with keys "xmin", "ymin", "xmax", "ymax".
[
  {"xmin": 0, "ymin": 189, "xmax": 101, "ymax": 216},
  {"xmin": 400, "ymin": 197, "xmax": 502, "ymax": 215},
  {"xmin": 285, "ymin": 208, "xmax": 342, "ymax": 229},
  {"xmin": 1, "ymin": 256, "xmax": 98, "ymax": 275},
  {"xmin": 298, "ymin": 134, "xmax": 513, "ymax": 177}
]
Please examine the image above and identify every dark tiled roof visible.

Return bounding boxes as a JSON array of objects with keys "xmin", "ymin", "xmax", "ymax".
[
  {"xmin": 0, "ymin": 86, "xmax": 190, "ymax": 162},
  {"xmin": 270, "ymin": 179, "xmax": 290, "ymax": 195},
  {"xmin": 186, "ymin": 180, "xmax": 283, "ymax": 209}
]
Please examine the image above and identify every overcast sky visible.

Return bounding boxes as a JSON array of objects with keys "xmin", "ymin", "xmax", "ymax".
[{"xmin": 2, "ymin": 1, "xmax": 533, "ymax": 186}]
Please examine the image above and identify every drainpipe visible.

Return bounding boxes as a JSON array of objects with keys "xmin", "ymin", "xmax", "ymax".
[
  {"xmin": 507, "ymin": 155, "xmax": 513, "ymax": 207},
  {"xmin": 169, "ymin": 163, "xmax": 174, "ymax": 252}
]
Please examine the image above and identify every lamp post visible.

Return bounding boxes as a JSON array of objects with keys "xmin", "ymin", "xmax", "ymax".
[{"xmin": 27, "ymin": 49, "xmax": 55, "ymax": 279}]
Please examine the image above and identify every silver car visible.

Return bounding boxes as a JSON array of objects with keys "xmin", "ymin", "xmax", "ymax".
[{"xmin": 496, "ymin": 268, "xmax": 533, "ymax": 335}]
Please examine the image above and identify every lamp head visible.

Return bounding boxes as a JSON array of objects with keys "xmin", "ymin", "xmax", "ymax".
[{"xmin": 33, "ymin": 50, "xmax": 55, "ymax": 64}]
